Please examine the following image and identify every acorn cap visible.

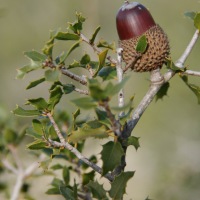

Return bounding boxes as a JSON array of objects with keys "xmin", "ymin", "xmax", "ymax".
[{"xmin": 116, "ymin": 1, "xmax": 170, "ymax": 72}]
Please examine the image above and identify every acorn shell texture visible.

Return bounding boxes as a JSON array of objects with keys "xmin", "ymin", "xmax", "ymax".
[{"xmin": 120, "ymin": 24, "xmax": 170, "ymax": 72}]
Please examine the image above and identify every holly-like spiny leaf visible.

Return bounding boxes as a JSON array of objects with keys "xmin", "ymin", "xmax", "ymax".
[
  {"xmin": 181, "ymin": 75, "xmax": 200, "ymax": 104},
  {"xmin": 82, "ymin": 170, "xmax": 95, "ymax": 186},
  {"xmin": 45, "ymin": 69, "xmax": 60, "ymax": 82},
  {"xmin": 48, "ymin": 86, "xmax": 63, "ymax": 110},
  {"xmin": 68, "ymin": 120, "xmax": 108, "ymax": 143},
  {"xmin": 89, "ymin": 26, "xmax": 101, "ymax": 44},
  {"xmin": 86, "ymin": 181, "xmax": 108, "ymax": 200},
  {"xmin": 26, "ymin": 98, "xmax": 49, "ymax": 110},
  {"xmin": 12, "ymin": 105, "xmax": 41, "ymax": 117},
  {"xmin": 98, "ymin": 66, "xmax": 117, "ymax": 81},
  {"xmin": 26, "ymin": 77, "xmax": 45, "ymax": 90},
  {"xmin": 71, "ymin": 97, "xmax": 98, "ymax": 109},
  {"xmin": 54, "ymin": 32, "xmax": 80, "ymax": 41},
  {"xmin": 26, "ymin": 139, "xmax": 47, "ymax": 150},
  {"xmin": 101, "ymin": 141, "xmax": 124, "ymax": 175},
  {"xmin": 24, "ymin": 50, "xmax": 47, "ymax": 62},
  {"xmin": 127, "ymin": 136, "xmax": 140, "ymax": 150},
  {"xmin": 109, "ymin": 171, "xmax": 135, "ymax": 199},
  {"xmin": 155, "ymin": 82, "xmax": 170, "ymax": 101},
  {"xmin": 97, "ymin": 39, "xmax": 115, "ymax": 50}
]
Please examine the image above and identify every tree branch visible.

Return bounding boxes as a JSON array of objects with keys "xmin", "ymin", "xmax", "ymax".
[
  {"xmin": 181, "ymin": 69, "xmax": 200, "ymax": 77},
  {"xmin": 123, "ymin": 29, "xmax": 200, "ymax": 137},
  {"xmin": 48, "ymin": 139, "xmax": 114, "ymax": 182}
]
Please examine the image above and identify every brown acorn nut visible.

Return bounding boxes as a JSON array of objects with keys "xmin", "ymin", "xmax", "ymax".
[{"xmin": 116, "ymin": 1, "xmax": 170, "ymax": 72}]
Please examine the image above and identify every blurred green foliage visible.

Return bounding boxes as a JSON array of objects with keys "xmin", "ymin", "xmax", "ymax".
[{"xmin": 0, "ymin": 0, "xmax": 200, "ymax": 199}]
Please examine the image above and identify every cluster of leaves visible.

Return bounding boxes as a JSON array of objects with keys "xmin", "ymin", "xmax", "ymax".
[{"xmin": 11, "ymin": 12, "xmax": 142, "ymax": 199}]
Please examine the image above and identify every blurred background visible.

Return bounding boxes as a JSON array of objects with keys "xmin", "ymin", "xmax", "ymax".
[{"xmin": 0, "ymin": 0, "xmax": 200, "ymax": 199}]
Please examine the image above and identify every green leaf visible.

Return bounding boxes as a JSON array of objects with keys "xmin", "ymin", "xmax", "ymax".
[
  {"xmin": 3, "ymin": 129, "xmax": 17, "ymax": 144},
  {"xmin": 51, "ymin": 178, "xmax": 65, "ymax": 187},
  {"xmin": 165, "ymin": 57, "xmax": 186, "ymax": 72},
  {"xmin": 97, "ymin": 39, "xmax": 115, "ymax": 50},
  {"xmin": 24, "ymin": 50, "xmax": 47, "ymax": 62},
  {"xmin": 82, "ymin": 171, "xmax": 95, "ymax": 185},
  {"xmin": 26, "ymin": 77, "xmax": 45, "ymax": 90},
  {"xmin": 59, "ymin": 41, "xmax": 80, "ymax": 64},
  {"xmin": 50, "ymin": 164, "xmax": 63, "ymax": 170},
  {"xmin": 71, "ymin": 97, "xmax": 97, "ymax": 109},
  {"xmin": 68, "ymin": 60, "xmax": 80, "ymax": 69},
  {"xmin": 63, "ymin": 167, "xmax": 70, "ymax": 186},
  {"xmin": 63, "ymin": 84, "xmax": 75, "ymax": 94},
  {"xmin": 59, "ymin": 186, "xmax": 75, "ymax": 200},
  {"xmin": 45, "ymin": 69, "xmax": 60, "ymax": 82},
  {"xmin": 136, "ymin": 35, "xmax": 148, "ymax": 53},
  {"xmin": 27, "ymin": 139, "xmax": 47, "ymax": 150},
  {"xmin": 194, "ymin": 12, "xmax": 200, "ymax": 30},
  {"xmin": 26, "ymin": 127, "xmax": 43, "ymax": 139},
  {"xmin": 181, "ymin": 75, "xmax": 200, "ymax": 104},
  {"xmin": 98, "ymin": 66, "xmax": 117, "ymax": 81},
  {"xmin": 68, "ymin": 121, "xmax": 108, "ymax": 143},
  {"xmin": 155, "ymin": 82, "xmax": 170, "ymax": 101},
  {"xmin": 46, "ymin": 187, "xmax": 60, "ymax": 195},
  {"xmin": 40, "ymin": 159, "xmax": 52, "ymax": 171},
  {"xmin": 27, "ymin": 98, "xmax": 48, "ymax": 110},
  {"xmin": 184, "ymin": 11, "xmax": 196, "ymax": 20},
  {"xmin": 42, "ymin": 30, "xmax": 57, "ymax": 56},
  {"xmin": 87, "ymin": 181, "xmax": 108, "ymax": 200},
  {"xmin": 32, "ymin": 119, "xmax": 43, "ymax": 135},
  {"xmin": 68, "ymin": 12, "xmax": 86, "ymax": 34},
  {"xmin": 48, "ymin": 86, "xmax": 63, "ymax": 110},
  {"xmin": 109, "ymin": 171, "xmax": 135, "ymax": 199},
  {"xmin": 93, "ymin": 49, "xmax": 108, "ymax": 77},
  {"xmin": 12, "ymin": 105, "xmax": 41, "ymax": 117},
  {"xmin": 80, "ymin": 54, "xmax": 91, "ymax": 65},
  {"xmin": 16, "ymin": 60, "xmax": 42, "ymax": 79},
  {"xmin": 101, "ymin": 141, "xmax": 124, "ymax": 175},
  {"xmin": 90, "ymin": 26, "xmax": 101, "ymax": 44},
  {"xmin": 55, "ymin": 32, "xmax": 80, "ymax": 40},
  {"xmin": 95, "ymin": 108, "xmax": 111, "ymax": 128},
  {"xmin": 127, "ymin": 136, "xmax": 140, "ymax": 150},
  {"xmin": 104, "ymin": 77, "xmax": 129, "ymax": 98},
  {"xmin": 88, "ymin": 78, "xmax": 108, "ymax": 101}
]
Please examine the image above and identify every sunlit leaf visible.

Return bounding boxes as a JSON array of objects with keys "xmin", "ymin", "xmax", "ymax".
[
  {"xmin": 3, "ymin": 128, "xmax": 17, "ymax": 144},
  {"xmin": 68, "ymin": 60, "xmax": 80, "ymax": 69},
  {"xmin": 26, "ymin": 77, "xmax": 45, "ymax": 90},
  {"xmin": 50, "ymin": 164, "xmax": 63, "ymax": 170},
  {"xmin": 16, "ymin": 60, "xmax": 42, "ymax": 79},
  {"xmin": 24, "ymin": 50, "xmax": 47, "ymax": 62},
  {"xmin": 136, "ymin": 35, "xmax": 148, "ymax": 53},
  {"xmin": 93, "ymin": 49, "xmax": 108, "ymax": 77},
  {"xmin": 87, "ymin": 181, "xmax": 108, "ymax": 200},
  {"xmin": 26, "ymin": 98, "xmax": 48, "ymax": 110},
  {"xmin": 55, "ymin": 32, "xmax": 80, "ymax": 40},
  {"xmin": 89, "ymin": 26, "xmax": 101, "ymax": 44},
  {"xmin": 68, "ymin": 121, "xmax": 108, "ymax": 143},
  {"xmin": 97, "ymin": 39, "xmax": 115, "ymax": 50},
  {"xmin": 109, "ymin": 171, "xmax": 135, "ymax": 199},
  {"xmin": 27, "ymin": 139, "xmax": 47, "ymax": 150},
  {"xmin": 194, "ymin": 12, "xmax": 200, "ymax": 30},
  {"xmin": 101, "ymin": 141, "xmax": 124, "ymax": 175},
  {"xmin": 165, "ymin": 57, "xmax": 186, "ymax": 72},
  {"xmin": 12, "ymin": 105, "xmax": 41, "ymax": 117}
]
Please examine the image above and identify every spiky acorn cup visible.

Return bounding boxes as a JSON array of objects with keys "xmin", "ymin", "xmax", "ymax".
[{"xmin": 116, "ymin": 1, "xmax": 170, "ymax": 72}]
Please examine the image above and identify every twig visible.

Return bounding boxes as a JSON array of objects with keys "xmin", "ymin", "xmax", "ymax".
[
  {"xmin": 176, "ymin": 29, "xmax": 199, "ymax": 68},
  {"xmin": 74, "ymin": 87, "xmax": 89, "ymax": 95},
  {"xmin": 2, "ymin": 159, "xmax": 18, "ymax": 174},
  {"xmin": 116, "ymin": 48, "xmax": 125, "ymax": 118},
  {"xmin": 181, "ymin": 69, "xmax": 200, "ymax": 77},
  {"xmin": 61, "ymin": 67, "xmax": 87, "ymax": 85},
  {"xmin": 80, "ymin": 33, "xmax": 117, "ymax": 65},
  {"xmin": 48, "ymin": 139, "xmax": 114, "ymax": 182},
  {"xmin": 123, "ymin": 29, "xmax": 200, "ymax": 137},
  {"xmin": 46, "ymin": 112, "xmax": 66, "ymax": 144}
]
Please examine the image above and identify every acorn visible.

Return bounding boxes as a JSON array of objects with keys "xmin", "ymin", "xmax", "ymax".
[{"xmin": 116, "ymin": 1, "xmax": 170, "ymax": 72}]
